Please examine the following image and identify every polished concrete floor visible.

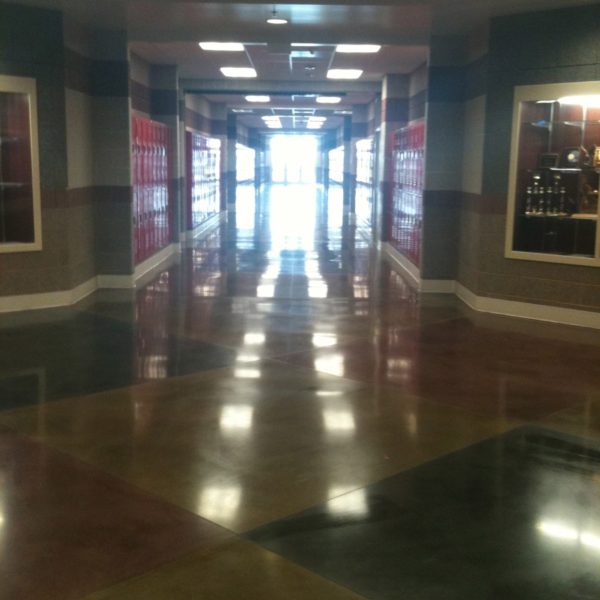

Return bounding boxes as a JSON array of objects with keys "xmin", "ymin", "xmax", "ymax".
[{"xmin": 1, "ymin": 183, "xmax": 600, "ymax": 599}]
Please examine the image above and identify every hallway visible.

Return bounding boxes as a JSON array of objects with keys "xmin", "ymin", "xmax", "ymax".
[{"xmin": 0, "ymin": 183, "xmax": 599, "ymax": 598}]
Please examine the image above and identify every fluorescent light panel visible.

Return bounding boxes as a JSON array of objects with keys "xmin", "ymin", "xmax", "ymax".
[
  {"xmin": 200, "ymin": 42, "xmax": 244, "ymax": 52},
  {"xmin": 220, "ymin": 67, "xmax": 257, "ymax": 78},
  {"xmin": 316, "ymin": 96, "xmax": 342, "ymax": 104},
  {"xmin": 336, "ymin": 44, "xmax": 381, "ymax": 53},
  {"xmin": 327, "ymin": 69, "xmax": 363, "ymax": 80},
  {"xmin": 245, "ymin": 95, "xmax": 270, "ymax": 103},
  {"xmin": 267, "ymin": 17, "xmax": 288, "ymax": 24}
]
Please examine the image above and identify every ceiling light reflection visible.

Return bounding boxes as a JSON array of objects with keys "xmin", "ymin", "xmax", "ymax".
[
  {"xmin": 236, "ymin": 352, "xmax": 260, "ymax": 363},
  {"xmin": 234, "ymin": 368, "xmax": 261, "ymax": 379},
  {"xmin": 198, "ymin": 486, "xmax": 241, "ymax": 522},
  {"xmin": 323, "ymin": 409, "xmax": 355, "ymax": 432},
  {"xmin": 537, "ymin": 519, "xmax": 600, "ymax": 552},
  {"xmin": 328, "ymin": 488, "xmax": 368, "ymax": 517},
  {"xmin": 315, "ymin": 354, "xmax": 344, "ymax": 377},
  {"xmin": 220, "ymin": 405, "xmax": 254, "ymax": 431},
  {"xmin": 244, "ymin": 333, "xmax": 266, "ymax": 345},
  {"xmin": 312, "ymin": 333, "xmax": 337, "ymax": 348}
]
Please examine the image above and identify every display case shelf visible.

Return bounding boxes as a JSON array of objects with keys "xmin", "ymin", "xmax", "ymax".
[{"xmin": 506, "ymin": 81, "xmax": 600, "ymax": 266}]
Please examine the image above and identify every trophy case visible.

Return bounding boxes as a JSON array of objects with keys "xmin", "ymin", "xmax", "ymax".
[
  {"xmin": 506, "ymin": 82, "xmax": 600, "ymax": 266},
  {"xmin": 0, "ymin": 76, "xmax": 41, "ymax": 253}
]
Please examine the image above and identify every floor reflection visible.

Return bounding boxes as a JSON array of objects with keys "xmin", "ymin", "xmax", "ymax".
[{"xmin": 1, "ymin": 181, "xmax": 600, "ymax": 598}]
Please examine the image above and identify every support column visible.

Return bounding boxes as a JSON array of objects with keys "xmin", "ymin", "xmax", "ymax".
[
  {"xmin": 225, "ymin": 112, "xmax": 237, "ymax": 209},
  {"xmin": 342, "ymin": 115, "xmax": 353, "ymax": 209},
  {"xmin": 376, "ymin": 74, "xmax": 409, "ymax": 243},
  {"xmin": 348, "ymin": 104, "xmax": 369, "ymax": 219},
  {"xmin": 92, "ymin": 29, "xmax": 134, "ymax": 277}
]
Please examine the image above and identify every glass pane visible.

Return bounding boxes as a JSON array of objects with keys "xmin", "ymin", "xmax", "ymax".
[
  {"xmin": 0, "ymin": 91, "xmax": 34, "ymax": 243},
  {"xmin": 513, "ymin": 98, "xmax": 599, "ymax": 258}
]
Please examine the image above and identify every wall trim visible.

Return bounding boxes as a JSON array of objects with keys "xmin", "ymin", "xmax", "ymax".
[
  {"xmin": 455, "ymin": 283, "xmax": 600, "ymax": 330},
  {"xmin": 381, "ymin": 243, "xmax": 600, "ymax": 329},
  {"xmin": 0, "ymin": 276, "xmax": 98, "ymax": 314},
  {"xmin": 380, "ymin": 242, "xmax": 421, "ymax": 288},
  {"xmin": 181, "ymin": 211, "xmax": 225, "ymax": 243},
  {"xmin": 0, "ymin": 243, "xmax": 183, "ymax": 313}
]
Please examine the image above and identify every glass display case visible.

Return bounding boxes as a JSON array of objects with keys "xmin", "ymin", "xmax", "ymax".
[
  {"xmin": 506, "ymin": 82, "xmax": 600, "ymax": 266},
  {"xmin": 0, "ymin": 75, "xmax": 41, "ymax": 252}
]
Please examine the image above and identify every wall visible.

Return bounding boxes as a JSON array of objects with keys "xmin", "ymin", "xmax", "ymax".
[
  {"xmin": 470, "ymin": 4, "xmax": 600, "ymax": 312},
  {"xmin": 63, "ymin": 19, "xmax": 96, "ymax": 288},
  {"xmin": 457, "ymin": 28, "xmax": 489, "ymax": 294},
  {"xmin": 421, "ymin": 38, "xmax": 464, "ymax": 280},
  {"xmin": 0, "ymin": 4, "xmax": 69, "ymax": 295}
]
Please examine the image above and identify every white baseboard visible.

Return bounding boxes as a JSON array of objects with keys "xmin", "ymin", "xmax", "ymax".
[
  {"xmin": 0, "ymin": 241, "xmax": 183, "ymax": 312},
  {"xmin": 181, "ymin": 212, "xmax": 225, "ymax": 243},
  {"xmin": 379, "ymin": 243, "xmax": 600, "ymax": 329},
  {"xmin": 455, "ymin": 282, "xmax": 600, "ymax": 330},
  {"xmin": 0, "ymin": 276, "xmax": 98, "ymax": 314},
  {"xmin": 96, "ymin": 243, "xmax": 181, "ymax": 289},
  {"xmin": 380, "ymin": 242, "xmax": 421, "ymax": 289}
]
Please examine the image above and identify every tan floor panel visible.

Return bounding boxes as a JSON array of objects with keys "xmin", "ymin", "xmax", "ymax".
[{"xmin": 81, "ymin": 539, "xmax": 367, "ymax": 600}]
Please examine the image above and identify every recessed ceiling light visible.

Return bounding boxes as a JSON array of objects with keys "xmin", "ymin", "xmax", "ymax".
[
  {"xmin": 316, "ymin": 96, "xmax": 342, "ymax": 104},
  {"xmin": 245, "ymin": 95, "xmax": 271, "ymax": 103},
  {"xmin": 308, "ymin": 116, "xmax": 327, "ymax": 122},
  {"xmin": 291, "ymin": 43, "xmax": 323, "ymax": 47},
  {"xmin": 267, "ymin": 6, "xmax": 288, "ymax": 25},
  {"xmin": 199, "ymin": 42, "xmax": 245, "ymax": 52},
  {"xmin": 220, "ymin": 67, "xmax": 257, "ymax": 78},
  {"xmin": 232, "ymin": 108, "xmax": 254, "ymax": 113},
  {"xmin": 336, "ymin": 44, "xmax": 381, "ymax": 54},
  {"xmin": 327, "ymin": 69, "xmax": 363, "ymax": 80}
]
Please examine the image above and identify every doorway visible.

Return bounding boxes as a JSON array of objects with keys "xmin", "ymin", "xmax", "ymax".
[{"xmin": 270, "ymin": 135, "xmax": 319, "ymax": 183}]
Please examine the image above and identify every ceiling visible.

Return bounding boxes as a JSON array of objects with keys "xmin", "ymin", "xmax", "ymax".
[{"xmin": 12, "ymin": 0, "xmax": 596, "ymax": 132}]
